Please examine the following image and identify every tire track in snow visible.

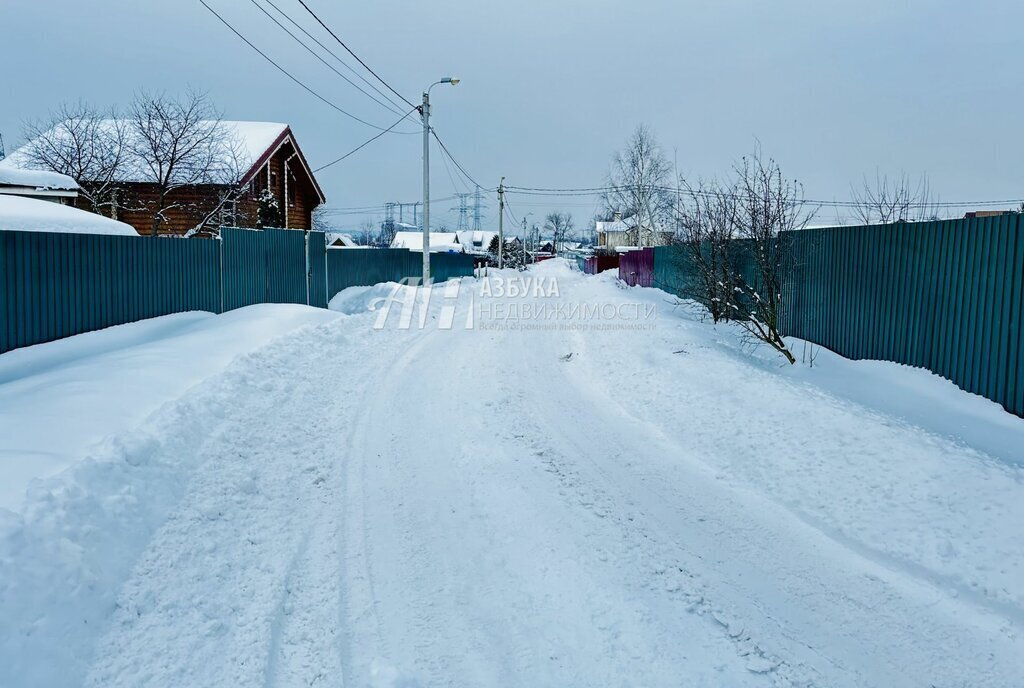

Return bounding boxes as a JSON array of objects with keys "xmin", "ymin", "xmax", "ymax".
[
  {"xmin": 492, "ymin": 328, "xmax": 813, "ymax": 686},
  {"xmin": 526, "ymin": 274, "xmax": 1024, "ymax": 687}
]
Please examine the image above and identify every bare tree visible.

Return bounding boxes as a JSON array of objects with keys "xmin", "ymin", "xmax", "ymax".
[
  {"xmin": 543, "ymin": 211, "xmax": 575, "ymax": 255},
  {"xmin": 359, "ymin": 219, "xmax": 376, "ymax": 246},
  {"xmin": 673, "ymin": 149, "xmax": 810, "ymax": 364},
  {"xmin": 377, "ymin": 217, "xmax": 397, "ymax": 247},
  {"xmin": 673, "ymin": 178, "xmax": 740, "ymax": 323},
  {"xmin": 19, "ymin": 102, "xmax": 130, "ymax": 218},
  {"xmin": 850, "ymin": 172, "xmax": 937, "ymax": 224},
  {"xmin": 728, "ymin": 149, "xmax": 810, "ymax": 364},
  {"xmin": 129, "ymin": 90, "xmax": 244, "ymax": 236},
  {"xmin": 603, "ymin": 125, "xmax": 674, "ymax": 247},
  {"xmin": 312, "ymin": 205, "xmax": 331, "ymax": 233}
]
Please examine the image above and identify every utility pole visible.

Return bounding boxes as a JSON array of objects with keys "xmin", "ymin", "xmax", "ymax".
[
  {"xmin": 522, "ymin": 217, "xmax": 528, "ymax": 266},
  {"xmin": 497, "ymin": 177, "xmax": 505, "ymax": 269},
  {"xmin": 420, "ymin": 77, "xmax": 459, "ymax": 284},
  {"xmin": 421, "ymin": 89, "xmax": 431, "ymax": 284}
]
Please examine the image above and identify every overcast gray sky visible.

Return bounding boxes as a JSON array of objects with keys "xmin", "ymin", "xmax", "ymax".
[{"xmin": 3, "ymin": 0, "xmax": 1023, "ymax": 231}]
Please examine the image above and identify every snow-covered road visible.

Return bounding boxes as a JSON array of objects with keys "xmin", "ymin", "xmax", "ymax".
[{"xmin": 3, "ymin": 260, "xmax": 1022, "ymax": 687}]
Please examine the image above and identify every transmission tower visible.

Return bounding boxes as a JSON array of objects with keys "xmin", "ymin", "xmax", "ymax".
[
  {"xmin": 472, "ymin": 185, "xmax": 487, "ymax": 231},
  {"xmin": 455, "ymin": 193, "xmax": 470, "ymax": 231},
  {"xmin": 381, "ymin": 202, "xmax": 397, "ymax": 244}
]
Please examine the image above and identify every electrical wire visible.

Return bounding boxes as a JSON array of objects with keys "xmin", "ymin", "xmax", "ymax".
[
  {"xmin": 199, "ymin": 0, "xmax": 408, "ymax": 133},
  {"xmin": 313, "ymin": 108, "xmax": 418, "ymax": 172},
  {"xmin": 502, "ymin": 193, "xmax": 521, "ymax": 227},
  {"xmin": 503, "ymin": 184, "xmax": 1024, "ymax": 209},
  {"xmin": 429, "ymin": 128, "xmax": 486, "ymax": 191},
  {"xmin": 246, "ymin": 0, "xmax": 415, "ymax": 123},
  {"xmin": 261, "ymin": 0, "xmax": 412, "ymax": 116},
  {"xmin": 321, "ymin": 195, "xmax": 459, "ymax": 215},
  {"xmin": 295, "ymin": 0, "xmax": 416, "ymax": 109}
]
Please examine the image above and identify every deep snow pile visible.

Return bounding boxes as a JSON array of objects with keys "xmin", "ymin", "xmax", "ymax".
[
  {"xmin": 1, "ymin": 261, "xmax": 1021, "ymax": 688},
  {"xmin": 0, "ymin": 305, "xmax": 342, "ymax": 511}
]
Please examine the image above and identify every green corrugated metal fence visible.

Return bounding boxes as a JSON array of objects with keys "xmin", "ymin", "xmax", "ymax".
[
  {"xmin": 307, "ymin": 231, "xmax": 328, "ymax": 309},
  {"xmin": 2, "ymin": 227, "xmax": 479, "ymax": 355},
  {"xmin": 325, "ymin": 248, "xmax": 474, "ymax": 302},
  {"xmin": 649, "ymin": 214, "xmax": 1024, "ymax": 416},
  {"xmin": 1, "ymin": 231, "xmax": 220, "ymax": 353},
  {"xmin": 430, "ymin": 251, "xmax": 476, "ymax": 284},
  {"xmin": 221, "ymin": 227, "xmax": 310, "ymax": 310}
]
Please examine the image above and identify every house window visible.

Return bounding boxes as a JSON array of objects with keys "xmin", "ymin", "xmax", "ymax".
[{"xmin": 288, "ymin": 173, "xmax": 297, "ymax": 207}]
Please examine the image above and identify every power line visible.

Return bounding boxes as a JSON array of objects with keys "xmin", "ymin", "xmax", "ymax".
[
  {"xmin": 503, "ymin": 184, "xmax": 1024, "ymax": 209},
  {"xmin": 313, "ymin": 108, "xmax": 418, "ymax": 172},
  {"xmin": 430, "ymin": 128, "xmax": 485, "ymax": 191},
  {"xmin": 246, "ymin": 0, "xmax": 415, "ymax": 123},
  {"xmin": 503, "ymin": 193, "xmax": 521, "ymax": 227},
  {"xmin": 199, "ymin": 0, "xmax": 409, "ymax": 133},
  {"xmin": 321, "ymin": 195, "xmax": 458, "ymax": 215},
  {"xmin": 437, "ymin": 141, "xmax": 468, "ymax": 195},
  {"xmin": 260, "ymin": 0, "xmax": 413, "ymax": 118},
  {"xmin": 295, "ymin": 0, "xmax": 416, "ymax": 109}
]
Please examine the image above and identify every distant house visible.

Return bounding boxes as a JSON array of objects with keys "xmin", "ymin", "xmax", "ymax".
[
  {"xmin": 0, "ymin": 195, "xmax": 137, "ymax": 236},
  {"xmin": 455, "ymin": 230, "xmax": 498, "ymax": 255},
  {"xmin": 0, "ymin": 163, "xmax": 79, "ymax": 203},
  {"xmin": 390, "ymin": 231, "xmax": 462, "ymax": 253},
  {"xmin": 4, "ymin": 121, "xmax": 325, "ymax": 236},
  {"xmin": 596, "ymin": 213, "xmax": 672, "ymax": 249},
  {"xmin": 325, "ymin": 232, "xmax": 361, "ymax": 248},
  {"xmin": 963, "ymin": 210, "xmax": 1017, "ymax": 219}
]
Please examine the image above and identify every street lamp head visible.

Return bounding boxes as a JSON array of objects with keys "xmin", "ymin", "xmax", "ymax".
[{"xmin": 441, "ymin": 77, "xmax": 460, "ymax": 85}]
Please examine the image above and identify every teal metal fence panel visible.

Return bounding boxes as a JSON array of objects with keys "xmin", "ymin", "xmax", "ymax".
[
  {"xmin": 221, "ymin": 227, "xmax": 308, "ymax": 311},
  {"xmin": 430, "ymin": 252, "xmax": 475, "ymax": 283},
  {"xmin": 307, "ymin": 231, "xmax": 328, "ymax": 309},
  {"xmin": 325, "ymin": 248, "xmax": 472, "ymax": 301},
  {"xmin": 0, "ymin": 231, "xmax": 221, "ymax": 354},
  {"xmin": 326, "ymin": 248, "xmax": 412, "ymax": 300},
  {"xmin": 649, "ymin": 216, "xmax": 1024, "ymax": 417}
]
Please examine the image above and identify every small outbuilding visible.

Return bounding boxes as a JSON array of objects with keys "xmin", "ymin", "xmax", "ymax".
[
  {"xmin": 0, "ymin": 163, "xmax": 79, "ymax": 203},
  {"xmin": 0, "ymin": 195, "xmax": 137, "ymax": 236}
]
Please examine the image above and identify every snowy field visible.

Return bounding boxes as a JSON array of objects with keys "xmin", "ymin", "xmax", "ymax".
[{"xmin": 1, "ymin": 259, "xmax": 1022, "ymax": 687}]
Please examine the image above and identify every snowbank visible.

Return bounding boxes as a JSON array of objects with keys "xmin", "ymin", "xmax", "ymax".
[
  {"xmin": 0, "ymin": 304, "xmax": 341, "ymax": 512},
  {"xmin": 0, "ymin": 195, "xmax": 137, "ymax": 236}
]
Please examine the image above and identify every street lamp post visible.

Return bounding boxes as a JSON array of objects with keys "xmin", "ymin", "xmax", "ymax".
[{"xmin": 421, "ymin": 76, "xmax": 459, "ymax": 285}]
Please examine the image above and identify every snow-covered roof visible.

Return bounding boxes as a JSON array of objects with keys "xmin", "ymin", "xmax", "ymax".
[
  {"xmin": 5, "ymin": 120, "xmax": 302, "ymax": 188},
  {"xmin": 223, "ymin": 121, "xmax": 289, "ymax": 169},
  {"xmin": 326, "ymin": 232, "xmax": 359, "ymax": 247},
  {"xmin": 595, "ymin": 216, "xmax": 638, "ymax": 233},
  {"xmin": 0, "ymin": 196, "xmax": 138, "ymax": 236},
  {"xmin": 455, "ymin": 230, "xmax": 498, "ymax": 253},
  {"xmin": 390, "ymin": 231, "xmax": 462, "ymax": 252},
  {"xmin": 0, "ymin": 161, "xmax": 79, "ymax": 193}
]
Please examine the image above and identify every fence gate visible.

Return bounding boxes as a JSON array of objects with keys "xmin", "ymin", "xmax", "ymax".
[{"xmin": 306, "ymin": 230, "xmax": 328, "ymax": 308}]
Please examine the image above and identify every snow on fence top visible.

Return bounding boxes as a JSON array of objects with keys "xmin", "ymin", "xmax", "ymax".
[{"xmin": 0, "ymin": 195, "xmax": 138, "ymax": 236}]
